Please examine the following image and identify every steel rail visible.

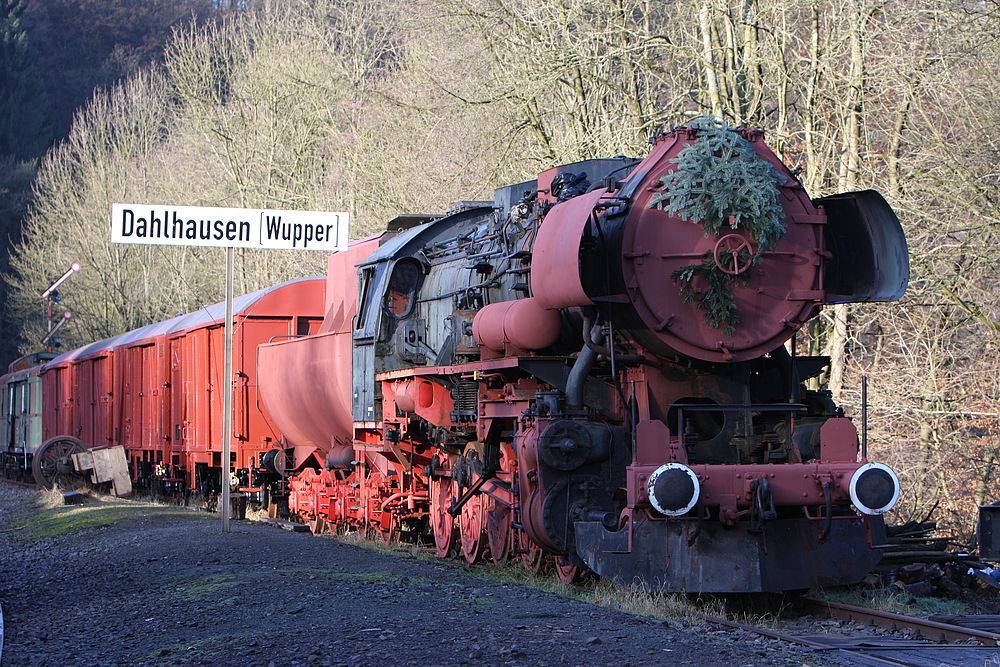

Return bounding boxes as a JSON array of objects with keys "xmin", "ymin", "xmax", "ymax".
[
  {"xmin": 800, "ymin": 597, "xmax": 1000, "ymax": 645},
  {"xmin": 692, "ymin": 611, "xmax": 909, "ymax": 667},
  {"xmin": 696, "ymin": 601, "xmax": 1000, "ymax": 667}
]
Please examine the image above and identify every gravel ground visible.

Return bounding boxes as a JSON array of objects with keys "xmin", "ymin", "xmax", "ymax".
[{"xmin": 0, "ymin": 481, "xmax": 832, "ymax": 667}]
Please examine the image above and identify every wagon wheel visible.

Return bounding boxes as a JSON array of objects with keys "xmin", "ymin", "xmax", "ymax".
[
  {"xmin": 486, "ymin": 496, "xmax": 513, "ymax": 565},
  {"xmin": 428, "ymin": 452, "xmax": 457, "ymax": 558},
  {"xmin": 459, "ymin": 490, "xmax": 488, "ymax": 564},
  {"xmin": 32, "ymin": 436, "xmax": 86, "ymax": 489}
]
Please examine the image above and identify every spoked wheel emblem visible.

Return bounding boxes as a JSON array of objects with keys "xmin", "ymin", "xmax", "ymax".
[{"xmin": 713, "ymin": 234, "xmax": 755, "ymax": 275}]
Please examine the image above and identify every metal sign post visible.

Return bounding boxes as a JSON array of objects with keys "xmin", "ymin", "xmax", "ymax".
[
  {"xmin": 221, "ymin": 246, "xmax": 234, "ymax": 532},
  {"xmin": 111, "ymin": 204, "xmax": 347, "ymax": 533}
]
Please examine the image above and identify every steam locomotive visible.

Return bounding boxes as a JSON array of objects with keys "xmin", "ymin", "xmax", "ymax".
[{"xmin": 1, "ymin": 121, "xmax": 908, "ymax": 593}]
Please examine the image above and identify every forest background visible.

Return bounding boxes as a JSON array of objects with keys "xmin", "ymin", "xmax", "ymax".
[{"xmin": 1, "ymin": 0, "xmax": 998, "ymax": 541}]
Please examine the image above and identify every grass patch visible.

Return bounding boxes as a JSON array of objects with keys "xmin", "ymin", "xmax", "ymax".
[
  {"xmin": 170, "ymin": 573, "xmax": 241, "ymax": 601},
  {"xmin": 276, "ymin": 564, "xmax": 430, "ymax": 584},
  {"xmin": 323, "ymin": 530, "xmax": 717, "ymax": 624},
  {"xmin": 467, "ymin": 559, "xmax": 710, "ymax": 623},
  {"xmin": 13, "ymin": 500, "xmax": 205, "ymax": 541},
  {"xmin": 584, "ymin": 579, "xmax": 714, "ymax": 621},
  {"xmin": 816, "ymin": 587, "xmax": 968, "ymax": 617},
  {"xmin": 453, "ymin": 594, "xmax": 500, "ymax": 610},
  {"xmin": 161, "ymin": 565, "xmax": 422, "ymax": 604},
  {"xmin": 333, "ymin": 527, "xmax": 431, "ymax": 561}
]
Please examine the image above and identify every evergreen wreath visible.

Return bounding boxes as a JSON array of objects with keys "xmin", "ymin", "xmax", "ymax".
[{"xmin": 651, "ymin": 118, "xmax": 788, "ymax": 333}]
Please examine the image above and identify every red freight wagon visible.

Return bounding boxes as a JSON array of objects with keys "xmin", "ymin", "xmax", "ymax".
[
  {"xmin": 31, "ymin": 277, "xmax": 325, "ymax": 501},
  {"xmin": 69, "ymin": 333, "xmax": 127, "ymax": 449},
  {"xmin": 162, "ymin": 277, "xmax": 325, "ymax": 496},
  {"xmin": 41, "ymin": 345, "xmax": 90, "ymax": 442},
  {"xmin": 115, "ymin": 316, "xmax": 184, "ymax": 487}
]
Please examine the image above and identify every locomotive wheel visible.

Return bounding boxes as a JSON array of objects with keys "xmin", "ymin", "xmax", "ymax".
[
  {"xmin": 428, "ymin": 452, "xmax": 456, "ymax": 558},
  {"xmin": 516, "ymin": 530, "xmax": 547, "ymax": 574},
  {"xmin": 379, "ymin": 512, "xmax": 400, "ymax": 545},
  {"xmin": 486, "ymin": 497, "xmax": 512, "ymax": 565},
  {"xmin": 32, "ymin": 436, "xmax": 86, "ymax": 489},
  {"xmin": 553, "ymin": 558, "xmax": 591, "ymax": 585},
  {"xmin": 485, "ymin": 443, "xmax": 515, "ymax": 564},
  {"xmin": 459, "ymin": 491, "xmax": 488, "ymax": 564}
]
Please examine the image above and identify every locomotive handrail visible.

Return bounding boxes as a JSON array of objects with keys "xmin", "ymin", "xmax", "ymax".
[
  {"xmin": 675, "ymin": 402, "xmax": 807, "ymax": 412},
  {"xmin": 266, "ymin": 334, "xmax": 307, "ymax": 344}
]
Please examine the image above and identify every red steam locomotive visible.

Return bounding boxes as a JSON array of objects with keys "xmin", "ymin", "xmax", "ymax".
[{"xmin": 1, "ymin": 121, "xmax": 908, "ymax": 592}]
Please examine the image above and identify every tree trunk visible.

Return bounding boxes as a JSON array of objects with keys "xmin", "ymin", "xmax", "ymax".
[{"xmin": 699, "ymin": 2, "xmax": 723, "ymax": 118}]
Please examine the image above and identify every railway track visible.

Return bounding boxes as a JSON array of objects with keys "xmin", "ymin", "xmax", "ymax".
[{"xmin": 697, "ymin": 598, "xmax": 1000, "ymax": 666}]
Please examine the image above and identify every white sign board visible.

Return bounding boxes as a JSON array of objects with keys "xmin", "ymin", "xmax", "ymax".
[{"xmin": 111, "ymin": 204, "xmax": 348, "ymax": 251}]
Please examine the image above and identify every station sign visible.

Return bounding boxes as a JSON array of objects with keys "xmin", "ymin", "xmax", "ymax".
[{"xmin": 111, "ymin": 204, "xmax": 348, "ymax": 251}]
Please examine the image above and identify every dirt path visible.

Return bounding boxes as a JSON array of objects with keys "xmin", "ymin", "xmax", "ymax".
[{"xmin": 0, "ymin": 482, "xmax": 828, "ymax": 666}]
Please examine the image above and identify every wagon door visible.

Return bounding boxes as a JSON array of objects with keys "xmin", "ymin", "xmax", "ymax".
[
  {"xmin": 140, "ymin": 344, "xmax": 160, "ymax": 456},
  {"xmin": 169, "ymin": 335, "xmax": 185, "ymax": 471},
  {"xmin": 74, "ymin": 359, "xmax": 94, "ymax": 445},
  {"xmin": 233, "ymin": 317, "xmax": 294, "ymax": 469},
  {"xmin": 181, "ymin": 327, "xmax": 214, "ymax": 478},
  {"xmin": 119, "ymin": 345, "xmax": 144, "ymax": 466},
  {"xmin": 93, "ymin": 354, "xmax": 114, "ymax": 447}
]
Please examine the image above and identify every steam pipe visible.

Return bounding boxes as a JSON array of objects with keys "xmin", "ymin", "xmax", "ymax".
[
  {"xmin": 581, "ymin": 315, "xmax": 609, "ymax": 356},
  {"xmin": 568, "ymin": 317, "xmax": 605, "ymax": 409}
]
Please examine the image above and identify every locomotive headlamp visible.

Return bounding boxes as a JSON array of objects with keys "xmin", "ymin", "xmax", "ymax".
[
  {"xmin": 647, "ymin": 463, "xmax": 700, "ymax": 516},
  {"xmin": 849, "ymin": 462, "xmax": 900, "ymax": 515}
]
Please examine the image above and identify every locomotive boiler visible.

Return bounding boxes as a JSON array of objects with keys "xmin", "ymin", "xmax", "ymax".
[{"xmin": 258, "ymin": 120, "xmax": 909, "ymax": 592}]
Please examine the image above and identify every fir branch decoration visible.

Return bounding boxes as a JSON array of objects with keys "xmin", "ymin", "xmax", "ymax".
[
  {"xmin": 672, "ymin": 250, "xmax": 750, "ymax": 337},
  {"xmin": 653, "ymin": 118, "xmax": 789, "ymax": 334},
  {"xmin": 649, "ymin": 118, "xmax": 787, "ymax": 258}
]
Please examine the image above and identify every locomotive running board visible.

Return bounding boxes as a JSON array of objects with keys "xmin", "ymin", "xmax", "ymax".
[{"xmin": 574, "ymin": 517, "xmax": 882, "ymax": 593}]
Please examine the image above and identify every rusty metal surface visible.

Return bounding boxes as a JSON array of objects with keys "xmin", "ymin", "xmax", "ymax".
[{"xmin": 576, "ymin": 514, "xmax": 881, "ymax": 593}]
